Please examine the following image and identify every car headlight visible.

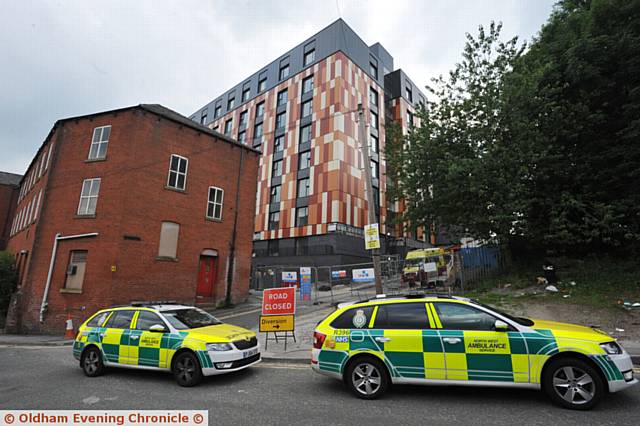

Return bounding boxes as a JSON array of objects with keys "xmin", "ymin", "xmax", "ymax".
[
  {"xmin": 206, "ymin": 343, "xmax": 232, "ymax": 351},
  {"xmin": 600, "ymin": 341, "xmax": 622, "ymax": 355}
]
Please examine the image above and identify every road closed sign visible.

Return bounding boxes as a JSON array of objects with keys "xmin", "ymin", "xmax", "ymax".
[
  {"xmin": 262, "ymin": 287, "xmax": 296, "ymax": 315},
  {"xmin": 259, "ymin": 315, "xmax": 294, "ymax": 332}
]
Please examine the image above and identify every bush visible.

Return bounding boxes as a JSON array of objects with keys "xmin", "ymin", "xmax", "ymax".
[{"xmin": 0, "ymin": 251, "xmax": 18, "ymax": 320}]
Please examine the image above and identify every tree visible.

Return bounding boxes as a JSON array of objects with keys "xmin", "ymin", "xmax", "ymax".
[
  {"xmin": 386, "ymin": 1, "xmax": 640, "ymax": 255},
  {"xmin": 0, "ymin": 251, "xmax": 18, "ymax": 322}
]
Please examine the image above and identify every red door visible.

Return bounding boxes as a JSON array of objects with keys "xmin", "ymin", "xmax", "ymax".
[{"xmin": 196, "ymin": 256, "xmax": 217, "ymax": 298}]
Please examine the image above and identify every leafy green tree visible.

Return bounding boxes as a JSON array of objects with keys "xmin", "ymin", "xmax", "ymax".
[
  {"xmin": 0, "ymin": 251, "xmax": 18, "ymax": 321},
  {"xmin": 386, "ymin": 1, "xmax": 640, "ymax": 255}
]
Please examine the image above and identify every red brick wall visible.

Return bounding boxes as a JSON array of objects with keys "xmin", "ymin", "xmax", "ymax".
[{"xmin": 6, "ymin": 108, "xmax": 258, "ymax": 333}]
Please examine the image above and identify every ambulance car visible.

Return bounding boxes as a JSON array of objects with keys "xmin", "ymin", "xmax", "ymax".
[
  {"xmin": 311, "ymin": 294, "xmax": 637, "ymax": 410},
  {"xmin": 73, "ymin": 303, "xmax": 260, "ymax": 386}
]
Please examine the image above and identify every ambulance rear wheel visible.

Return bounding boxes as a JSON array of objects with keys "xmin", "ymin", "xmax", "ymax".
[
  {"xmin": 173, "ymin": 351, "xmax": 203, "ymax": 387},
  {"xmin": 345, "ymin": 356, "xmax": 389, "ymax": 399},
  {"xmin": 81, "ymin": 347, "xmax": 104, "ymax": 377},
  {"xmin": 542, "ymin": 357, "xmax": 604, "ymax": 410}
]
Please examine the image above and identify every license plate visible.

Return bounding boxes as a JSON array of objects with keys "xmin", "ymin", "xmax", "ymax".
[{"xmin": 243, "ymin": 347, "xmax": 258, "ymax": 358}]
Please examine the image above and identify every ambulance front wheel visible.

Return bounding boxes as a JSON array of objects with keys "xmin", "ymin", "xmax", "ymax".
[
  {"xmin": 542, "ymin": 357, "xmax": 605, "ymax": 410},
  {"xmin": 172, "ymin": 351, "xmax": 203, "ymax": 387},
  {"xmin": 345, "ymin": 356, "xmax": 390, "ymax": 399},
  {"xmin": 81, "ymin": 346, "xmax": 105, "ymax": 377}
]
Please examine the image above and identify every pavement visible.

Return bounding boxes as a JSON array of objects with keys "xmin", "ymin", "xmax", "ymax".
[{"xmin": 1, "ymin": 345, "xmax": 639, "ymax": 425}]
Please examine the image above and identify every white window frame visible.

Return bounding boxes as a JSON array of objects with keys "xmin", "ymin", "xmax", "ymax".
[
  {"xmin": 206, "ymin": 186, "xmax": 224, "ymax": 221},
  {"xmin": 166, "ymin": 154, "xmax": 188, "ymax": 191},
  {"xmin": 33, "ymin": 189, "xmax": 43, "ymax": 222},
  {"xmin": 88, "ymin": 125, "xmax": 111, "ymax": 160},
  {"xmin": 77, "ymin": 178, "xmax": 101, "ymax": 216}
]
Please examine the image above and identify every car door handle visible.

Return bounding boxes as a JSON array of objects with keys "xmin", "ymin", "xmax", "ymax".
[
  {"xmin": 130, "ymin": 335, "xmax": 139, "ymax": 340},
  {"xmin": 374, "ymin": 337, "xmax": 391, "ymax": 343},
  {"xmin": 99, "ymin": 333, "xmax": 105, "ymax": 337},
  {"xmin": 443, "ymin": 337, "xmax": 461, "ymax": 344}
]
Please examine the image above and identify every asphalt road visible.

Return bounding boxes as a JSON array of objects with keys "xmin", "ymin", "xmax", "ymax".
[{"xmin": 1, "ymin": 346, "xmax": 639, "ymax": 426}]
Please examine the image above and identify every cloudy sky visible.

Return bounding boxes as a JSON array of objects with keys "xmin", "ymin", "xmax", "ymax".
[{"xmin": 0, "ymin": 0, "xmax": 555, "ymax": 174}]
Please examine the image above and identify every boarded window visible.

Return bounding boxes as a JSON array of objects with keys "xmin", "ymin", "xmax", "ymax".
[
  {"xmin": 158, "ymin": 222, "xmax": 180, "ymax": 259},
  {"xmin": 64, "ymin": 250, "xmax": 88, "ymax": 291}
]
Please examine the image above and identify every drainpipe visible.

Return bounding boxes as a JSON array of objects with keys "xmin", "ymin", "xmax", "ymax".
[
  {"xmin": 39, "ymin": 232, "xmax": 99, "ymax": 323},
  {"xmin": 224, "ymin": 147, "xmax": 245, "ymax": 307}
]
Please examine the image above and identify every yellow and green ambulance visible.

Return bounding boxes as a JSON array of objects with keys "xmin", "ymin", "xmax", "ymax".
[
  {"xmin": 73, "ymin": 303, "xmax": 260, "ymax": 386},
  {"xmin": 311, "ymin": 295, "xmax": 637, "ymax": 409}
]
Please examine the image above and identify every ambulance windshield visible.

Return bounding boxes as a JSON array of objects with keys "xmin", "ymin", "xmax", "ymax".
[{"xmin": 163, "ymin": 308, "xmax": 222, "ymax": 330}]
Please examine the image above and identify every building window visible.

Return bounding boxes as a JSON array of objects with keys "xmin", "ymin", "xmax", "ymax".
[
  {"xmin": 301, "ymin": 99, "xmax": 312, "ymax": 118},
  {"xmin": 370, "ymin": 134, "xmax": 379, "ymax": 153},
  {"xmin": 258, "ymin": 72, "xmax": 267, "ymax": 92},
  {"xmin": 279, "ymin": 63, "xmax": 290, "ymax": 80},
  {"xmin": 296, "ymin": 207, "xmax": 308, "ymax": 227},
  {"xmin": 299, "ymin": 124, "xmax": 312, "ymax": 145},
  {"xmin": 158, "ymin": 221, "xmax": 180, "ymax": 259},
  {"xmin": 167, "ymin": 154, "xmax": 188, "ymax": 190},
  {"xmin": 238, "ymin": 130, "xmax": 247, "ymax": 144},
  {"xmin": 407, "ymin": 111, "xmax": 414, "ymax": 127},
  {"xmin": 254, "ymin": 122, "xmax": 263, "ymax": 139},
  {"xmin": 200, "ymin": 109, "xmax": 208, "ymax": 125},
  {"xmin": 267, "ymin": 239, "xmax": 279, "ymax": 256},
  {"xmin": 77, "ymin": 178, "xmax": 101, "ymax": 216},
  {"xmin": 303, "ymin": 49, "xmax": 315, "ymax": 66},
  {"xmin": 224, "ymin": 119, "xmax": 233, "ymax": 135},
  {"xmin": 268, "ymin": 212, "xmax": 280, "ymax": 230},
  {"xmin": 274, "ymin": 135, "xmax": 285, "ymax": 153},
  {"xmin": 272, "ymin": 159, "xmax": 283, "ymax": 178},
  {"xmin": 212, "ymin": 125, "xmax": 219, "ymax": 132},
  {"xmin": 255, "ymin": 102, "xmax": 265, "ymax": 118},
  {"xmin": 242, "ymin": 86, "xmax": 251, "ymax": 102},
  {"xmin": 270, "ymin": 185, "xmax": 281, "ymax": 204},
  {"xmin": 227, "ymin": 95, "xmax": 235, "ymax": 110},
  {"xmin": 298, "ymin": 150, "xmax": 311, "ymax": 170},
  {"xmin": 370, "ymin": 111, "xmax": 378, "ymax": 130},
  {"xmin": 405, "ymin": 83, "xmax": 413, "ymax": 102},
  {"xmin": 275, "ymin": 111, "xmax": 286, "ymax": 129},
  {"xmin": 64, "ymin": 250, "xmax": 88, "ymax": 291},
  {"xmin": 297, "ymin": 177, "xmax": 310, "ymax": 198},
  {"xmin": 207, "ymin": 186, "xmax": 224, "ymax": 220},
  {"xmin": 277, "ymin": 89, "xmax": 288, "ymax": 106},
  {"xmin": 371, "ymin": 160, "xmax": 379, "ymax": 179},
  {"xmin": 214, "ymin": 104, "xmax": 222, "ymax": 118},
  {"xmin": 369, "ymin": 87, "xmax": 378, "ymax": 107},
  {"xmin": 88, "ymin": 125, "xmax": 111, "ymax": 160},
  {"xmin": 239, "ymin": 110, "xmax": 248, "ymax": 127},
  {"xmin": 302, "ymin": 75, "xmax": 314, "ymax": 94},
  {"xmin": 370, "ymin": 60, "xmax": 378, "ymax": 79}
]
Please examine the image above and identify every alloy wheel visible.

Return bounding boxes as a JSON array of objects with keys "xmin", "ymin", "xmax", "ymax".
[
  {"xmin": 352, "ymin": 363, "xmax": 382, "ymax": 396},
  {"xmin": 552, "ymin": 366, "xmax": 595, "ymax": 405}
]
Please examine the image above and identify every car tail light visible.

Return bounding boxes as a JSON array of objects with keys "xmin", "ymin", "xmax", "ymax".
[{"xmin": 313, "ymin": 331, "xmax": 326, "ymax": 349}]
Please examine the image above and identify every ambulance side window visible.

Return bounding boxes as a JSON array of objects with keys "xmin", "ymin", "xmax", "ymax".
[
  {"xmin": 104, "ymin": 310, "xmax": 135, "ymax": 329},
  {"xmin": 330, "ymin": 306, "xmax": 374, "ymax": 329},
  {"xmin": 135, "ymin": 311, "xmax": 165, "ymax": 331},
  {"xmin": 86, "ymin": 311, "xmax": 110, "ymax": 328},
  {"xmin": 433, "ymin": 303, "xmax": 496, "ymax": 331},
  {"xmin": 373, "ymin": 303, "xmax": 430, "ymax": 329}
]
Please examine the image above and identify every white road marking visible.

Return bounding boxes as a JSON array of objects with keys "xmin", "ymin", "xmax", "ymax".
[{"xmin": 255, "ymin": 362, "xmax": 310, "ymax": 370}]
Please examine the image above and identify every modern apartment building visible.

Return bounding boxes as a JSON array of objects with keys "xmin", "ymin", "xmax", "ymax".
[
  {"xmin": 191, "ymin": 19, "xmax": 429, "ymax": 268},
  {"xmin": 5, "ymin": 104, "xmax": 259, "ymax": 333}
]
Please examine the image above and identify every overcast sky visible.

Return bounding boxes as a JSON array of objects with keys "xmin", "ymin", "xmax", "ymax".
[{"xmin": 0, "ymin": 0, "xmax": 555, "ymax": 175}]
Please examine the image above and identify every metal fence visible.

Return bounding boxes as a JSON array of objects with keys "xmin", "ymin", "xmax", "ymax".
[{"xmin": 250, "ymin": 244, "xmax": 505, "ymax": 306}]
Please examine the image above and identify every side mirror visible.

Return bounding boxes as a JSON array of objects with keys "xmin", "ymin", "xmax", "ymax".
[
  {"xmin": 494, "ymin": 320, "xmax": 509, "ymax": 332},
  {"xmin": 149, "ymin": 324, "xmax": 167, "ymax": 333}
]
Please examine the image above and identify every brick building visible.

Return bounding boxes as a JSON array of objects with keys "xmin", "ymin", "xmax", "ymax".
[
  {"xmin": 0, "ymin": 171, "xmax": 22, "ymax": 250},
  {"xmin": 191, "ymin": 19, "xmax": 430, "ymax": 268},
  {"xmin": 5, "ymin": 104, "xmax": 259, "ymax": 333}
]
